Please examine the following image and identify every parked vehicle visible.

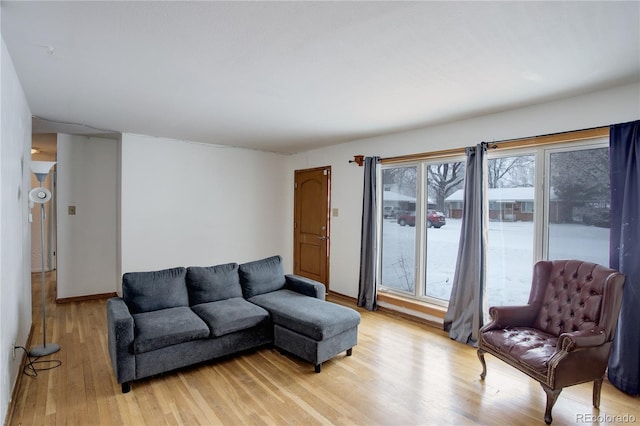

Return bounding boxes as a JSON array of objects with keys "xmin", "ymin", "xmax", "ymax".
[
  {"xmin": 427, "ymin": 210, "xmax": 446, "ymax": 228},
  {"xmin": 396, "ymin": 211, "xmax": 412, "ymax": 226},
  {"xmin": 383, "ymin": 206, "xmax": 397, "ymax": 219},
  {"xmin": 396, "ymin": 210, "xmax": 446, "ymax": 228}
]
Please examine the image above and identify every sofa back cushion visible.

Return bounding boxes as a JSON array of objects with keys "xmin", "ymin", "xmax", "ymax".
[
  {"xmin": 186, "ymin": 263, "xmax": 243, "ymax": 305},
  {"xmin": 239, "ymin": 255, "xmax": 286, "ymax": 298},
  {"xmin": 122, "ymin": 267, "xmax": 189, "ymax": 314}
]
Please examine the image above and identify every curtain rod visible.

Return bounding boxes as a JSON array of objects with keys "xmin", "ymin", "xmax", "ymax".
[{"xmin": 349, "ymin": 126, "xmax": 609, "ymax": 166}]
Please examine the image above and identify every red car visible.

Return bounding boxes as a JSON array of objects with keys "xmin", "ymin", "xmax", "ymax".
[{"xmin": 397, "ymin": 210, "xmax": 446, "ymax": 228}]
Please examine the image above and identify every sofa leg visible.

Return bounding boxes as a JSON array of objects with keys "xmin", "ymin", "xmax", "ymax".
[
  {"xmin": 122, "ymin": 382, "xmax": 131, "ymax": 393},
  {"xmin": 477, "ymin": 349, "xmax": 487, "ymax": 380},
  {"xmin": 315, "ymin": 363, "xmax": 321, "ymax": 373},
  {"xmin": 346, "ymin": 348, "xmax": 353, "ymax": 356},
  {"xmin": 541, "ymin": 384, "xmax": 562, "ymax": 425}
]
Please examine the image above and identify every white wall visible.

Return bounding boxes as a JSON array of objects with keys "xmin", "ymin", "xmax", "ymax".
[
  {"xmin": 0, "ymin": 37, "xmax": 33, "ymax": 425},
  {"xmin": 119, "ymin": 134, "xmax": 290, "ymax": 292},
  {"xmin": 288, "ymin": 82, "xmax": 640, "ymax": 298},
  {"xmin": 56, "ymin": 135, "xmax": 119, "ymax": 299}
]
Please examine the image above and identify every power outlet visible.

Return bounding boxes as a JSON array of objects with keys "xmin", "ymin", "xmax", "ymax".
[{"xmin": 11, "ymin": 343, "xmax": 16, "ymax": 360}]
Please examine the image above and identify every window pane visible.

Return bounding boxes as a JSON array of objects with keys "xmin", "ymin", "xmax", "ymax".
[
  {"xmin": 486, "ymin": 155, "xmax": 535, "ymax": 307},
  {"xmin": 381, "ymin": 166, "xmax": 417, "ymax": 293},
  {"xmin": 548, "ymin": 147, "xmax": 609, "ymax": 265},
  {"xmin": 425, "ymin": 161, "xmax": 465, "ymax": 300}
]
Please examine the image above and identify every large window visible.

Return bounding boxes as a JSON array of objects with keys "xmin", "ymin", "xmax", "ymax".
[
  {"xmin": 486, "ymin": 153, "xmax": 536, "ymax": 307},
  {"xmin": 380, "ymin": 159, "xmax": 465, "ymax": 303},
  {"xmin": 546, "ymin": 145, "xmax": 610, "ymax": 265},
  {"xmin": 381, "ymin": 166, "xmax": 417, "ymax": 293},
  {"xmin": 424, "ymin": 161, "xmax": 465, "ymax": 301},
  {"xmin": 379, "ymin": 136, "xmax": 611, "ymax": 308}
]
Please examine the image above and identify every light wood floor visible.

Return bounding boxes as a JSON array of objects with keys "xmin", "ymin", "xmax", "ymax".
[{"xmin": 9, "ymin": 271, "xmax": 639, "ymax": 425}]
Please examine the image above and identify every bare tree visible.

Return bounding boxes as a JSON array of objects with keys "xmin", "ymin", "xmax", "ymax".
[
  {"xmin": 393, "ymin": 252, "xmax": 414, "ymax": 292},
  {"xmin": 427, "ymin": 162, "xmax": 465, "ymax": 211},
  {"xmin": 488, "ymin": 155, "xmax": 534, "ymax": 188},
  {"xmin": 382, "ymin": 167, "xmax": 417, "ymax": 196}
]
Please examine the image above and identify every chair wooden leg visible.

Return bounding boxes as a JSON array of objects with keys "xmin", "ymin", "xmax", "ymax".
[
  {"xmin": 593, "ymin": 376, "xmax": 604, "ymax": 408},
  {"xmin": 477, "ymin": 349, "xmax": 487, "ymax": 380},
  {"xmin": 541, "ymin": 384, "xmax": 562, "ymax": 425}
]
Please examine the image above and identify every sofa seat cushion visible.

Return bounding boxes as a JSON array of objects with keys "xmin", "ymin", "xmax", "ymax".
[
  {"xmin": 192, "ymin": 298, "xmax": 270, "ymax": 337},
  {"xmin": 133, "ymin": 307, "xmax": 210, "ymax": 354},
  {"xmin": 186, "ymin": 263, "xmax": 243, "ymax": 305},
  {"xmin": 481, "ymin": 327, "xmax": 558, "ymax": 373},
  {"xmin": 249, "ymin": 290, "xmax": 361, "ymax": 341}
]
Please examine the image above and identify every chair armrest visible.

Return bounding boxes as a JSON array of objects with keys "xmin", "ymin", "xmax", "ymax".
[
  {"xmin": 285, "ymin": 274, "xmax": 326, "ymax": 300},
  {"xmin": 558, "ymin": 327, "xmax": 607, "ymax": 352},
  {"xmin": 106, "ymin": 297, "xmax": 136, "ymax": 384},
  {"xmin": 481, "ymin": 304, "xmax": 539, "ymax": 332}
]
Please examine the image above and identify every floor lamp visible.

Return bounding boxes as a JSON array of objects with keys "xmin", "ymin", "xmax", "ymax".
[{"xmin": 29, "ymin": 161, "xmax": 60, "ymax": 357}]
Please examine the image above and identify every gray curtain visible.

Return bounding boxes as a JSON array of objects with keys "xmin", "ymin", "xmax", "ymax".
[
  {"xmin": 444, "ymin": 143, "xmax": 488, "ymax": 345},
  {"xmin": 357, "ymin": 156, "xmax": 380, "ymax": 311},
  {"xmin": 607, "ymin": 120, "xmax": 640, "ymax": 395}
]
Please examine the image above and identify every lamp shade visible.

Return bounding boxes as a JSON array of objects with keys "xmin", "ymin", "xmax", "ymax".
[
  {"xmin": 31, "ymin": 161, "xmax": 57, "ymax": 184},
  {"xmin": 29, "ymin": 187, "xmax": 52, "ymax": 204}
]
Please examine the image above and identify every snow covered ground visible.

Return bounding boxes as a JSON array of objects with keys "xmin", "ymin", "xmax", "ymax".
[{"xmin": 381, "ymin": 218, "xmax": 610, "ymax": 307}]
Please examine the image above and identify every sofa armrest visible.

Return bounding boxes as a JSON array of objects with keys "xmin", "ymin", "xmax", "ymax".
[
  {"xmin": 107, "ymin": 297, "xmax": 136, "ymax": 385},
  {"xmin": 558, "ymin": 327, "xmax": 607, "ymax": 352},
  {"xmin": 481, "ymin": 304, "xmax": 539, "ymax": 332},
  {"xmin": 285, "ymin": 274, "xmax": 326, "ymax": 300}
]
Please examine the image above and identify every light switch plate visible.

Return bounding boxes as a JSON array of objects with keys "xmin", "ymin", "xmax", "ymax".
[{"xmin": 68, "ymin": 205, "xmax": 76, "ymax": 215}]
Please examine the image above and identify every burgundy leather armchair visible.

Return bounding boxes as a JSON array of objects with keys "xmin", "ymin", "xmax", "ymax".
[{"xmin": 477, "ymin": 260, "xmax": 625, "ymax": 424}]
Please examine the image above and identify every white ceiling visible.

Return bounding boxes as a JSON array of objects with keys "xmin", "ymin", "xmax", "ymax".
[{"xmin": 2, "ymin": 1, "xmax": 639, "ymax": 154}]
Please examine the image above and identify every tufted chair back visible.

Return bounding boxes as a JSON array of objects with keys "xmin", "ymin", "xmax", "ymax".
[{"xmin": 531, "ymin": 260, "xmax": 615, "ymax": 338}]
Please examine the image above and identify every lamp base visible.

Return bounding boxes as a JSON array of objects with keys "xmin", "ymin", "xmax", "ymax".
[{"xmin": 29, "ymin": 343, "xmax": 60, "ymax": 357}]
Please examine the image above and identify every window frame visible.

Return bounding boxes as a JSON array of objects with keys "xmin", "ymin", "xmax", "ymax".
[
  {"xmin": 376, "ymin": 129, "xmax": 610, "ymax": 311},
  {"xmin": 379, "ymin": 162, "xmax": 420, "ymax": 297},
  {"xmin": 378, "ymin": 156, "xmax": 466, "ymax": 307},
  {"xmin": 541, "ymin": 138, "xmax": 610, "ymax": 262}
]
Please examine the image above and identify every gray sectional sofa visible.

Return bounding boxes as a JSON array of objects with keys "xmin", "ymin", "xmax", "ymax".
[{"xmin": 107, "ymin": 255, "xmax": 361, "ymax": 393}]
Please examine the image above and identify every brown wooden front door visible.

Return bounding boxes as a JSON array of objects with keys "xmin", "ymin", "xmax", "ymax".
[{"xmin": 294, "ymin": 167, "xmax": 331, "ymax": 291}]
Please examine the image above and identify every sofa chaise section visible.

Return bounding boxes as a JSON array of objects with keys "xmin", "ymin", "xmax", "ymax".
[
  {"xmin": 239, "ymin": 256, "xmax": 361, "ymax": 373},
  {"xmin": 249, "ymin": 289, "xmax": 360, "ymax": 372}
]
